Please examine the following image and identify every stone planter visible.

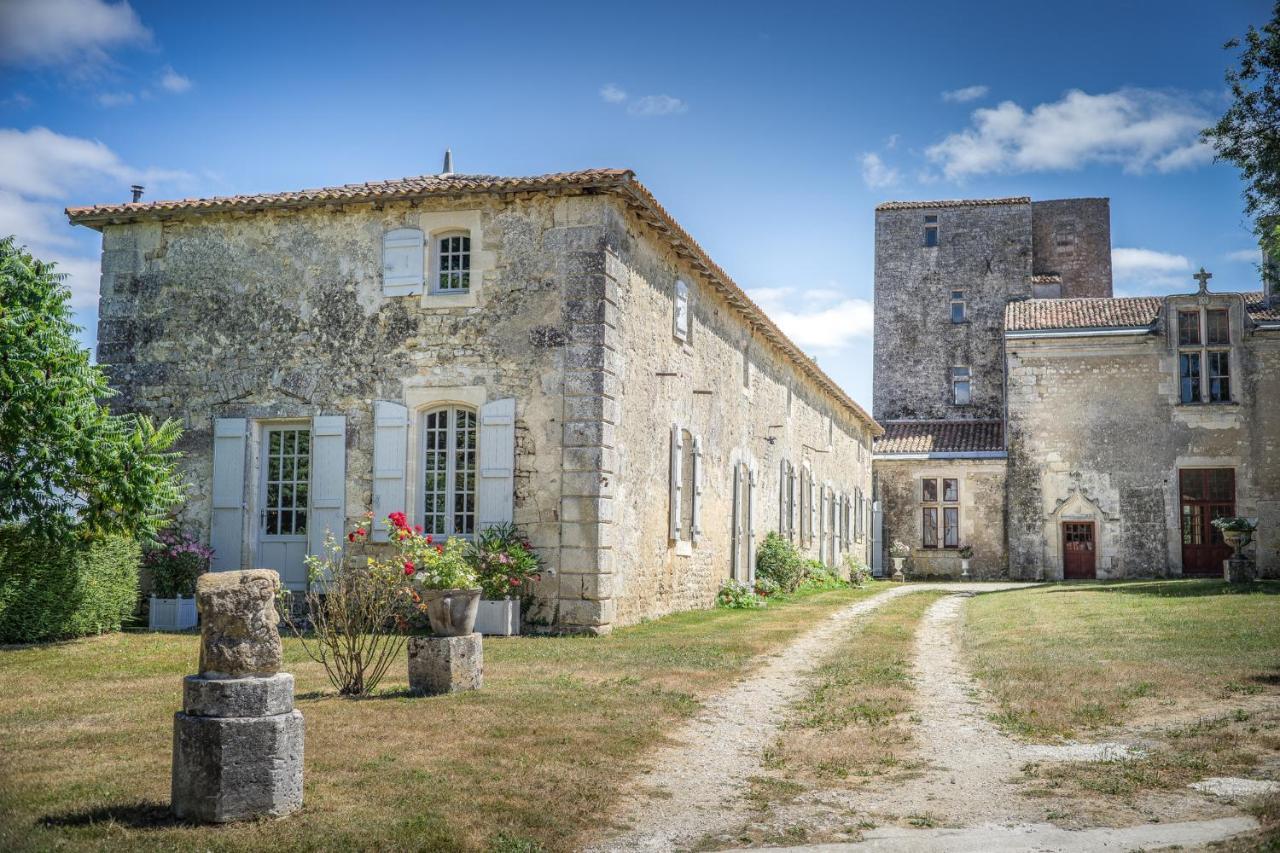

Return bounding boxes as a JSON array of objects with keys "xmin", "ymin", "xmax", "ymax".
[
  {"xmin": 150, "ymin": 594, "xmax": 198, "ymax": 631},
  {"xmin": 1222, "ymin": 529, "xmax": 1253, "ymax": 551},
  {"xmin": 475, "ymin": 598, "xmax": 520, "ymax": 636},
  {"xmin": 891, "ymin": 557, "xmax": 906, "ymax": 582},
  {"xmin": 959, "ymin": 559, "xmax": 971, "ymax": 580},
  {"xmin": 422, "ymin": 588, "xmax": 481, "ymax": 637}
]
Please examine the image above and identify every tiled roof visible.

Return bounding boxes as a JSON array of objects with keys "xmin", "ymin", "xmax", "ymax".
[
  {"xmin": 874, "ymin": 420, "xmax": 1004, "ymax": 455},
  {"xmin": 1005, "ymin": 297, "xmax": 1161, "ymax": 332},
  {"xmin": 65, "ymin": 168, "xmax": 881, "ymax": 434},
  {"xmin": 1030, "ymin": 274, "xmax": 1062, "ymax": 283},
  {"xmin": 1245, "ymin": 291, "xmax": 1280, "ymax": 322},
  {"xmin": 875, "ymin": 197, "xmax": 1029, "ymax": 211}
]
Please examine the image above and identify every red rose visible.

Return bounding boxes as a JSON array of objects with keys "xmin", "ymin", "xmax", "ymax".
[
  {"xmin": 414, "ymin": 524, "xmax": 423, "ymax": 534},
  {"xmin": 435, "ymin": 545, "xmax": 444, "ymax": 555},
  {"xmin": 403, "ymin": 560, "xmax": 415, "ymax": 575},
  {"xmin": 356, "ymin": 527, "xmax": 366, "ymax": 537},
  {"xmin": 347, "ymin": 532, "xmax": 356, "ymax": 542},
  {"xmin": 425, "ymin": 534, "xmax": 433, "ymax": 544},
  {"xmin": 510, "ymin": 577, "xmax": 521, "ymax": 586},
  {"xmin": 389, "ymin": 511, "xmax": 408, "ymax": 530}
]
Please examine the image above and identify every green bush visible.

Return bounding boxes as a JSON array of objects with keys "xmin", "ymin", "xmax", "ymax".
[
  {"xmin": 756, "ymin": 532, "xmax": 806, "ymax": 593},
  {"xmin": 717, "ymin": 579, "xmax": 765, "ymax": 609},
  {"xmin": 844, "ymin": 554, "xmax": 872, "ymax": 587},
  {"xmin": 0, "ymin": 527, "xmax": 140, "ymax": 643},
  {"xmin": 801, "ymin": 559, "xmax": 846, "ymax": 591}
]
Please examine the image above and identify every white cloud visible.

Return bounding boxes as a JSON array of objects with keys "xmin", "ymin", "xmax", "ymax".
[
  {"xmin": 1111, "ymin": 247, "xmax": 1195, "ymax": 295},
  {"xmin": 0, "ymin": 126, "xmax": 188, "ymax": 307},
  {"xmin": 95, "ymin": 91, "xmax": 136, "ymax": 108},
  {"xmin": 1226, "ymin": 248, "xmax": 1261, "ymax": 264},
  {"xmin": 860, "ymin": 152, "xmax": 900, "ymax": 189},
  {"xmin": 599, "ymin": 83, "xmax": 627, "ymax": 104},
  {"xmin": 159, "ymin": 66, "xmax": 192, "ymax": 93},
  {"xmin": 627, "ymin": 94, "xmax": 687, "ymax": 117},
  {"xmin": 927, "ymin": 88, "xmax": 1213, "ymax": 180},
  {"xmin": 0, "ymin": 0, "xmax": 150, "ymax": 67},
  {"xmin": 748, "ymin": 286, "xmax": 873, "ymax": 351},
  {"xmin": 942, "ymin": 85, "xmax": 989, "ymax": 103}
]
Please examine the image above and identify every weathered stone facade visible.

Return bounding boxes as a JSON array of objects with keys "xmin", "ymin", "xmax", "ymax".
[{"xmin": 71, "ymin": 169, "xmax": 879, "ymax": 633}]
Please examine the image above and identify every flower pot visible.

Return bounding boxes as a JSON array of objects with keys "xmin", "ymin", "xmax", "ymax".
[
  {"xmin": 891, "ymin": 556, "xmax": 906, "ymax": 582},
  {"xmin": 475, "ymin": 598, "xmax": 521, "ymax": 636},
  {"xmin": 422, "ymin": 588, "xmax": 482, "ymax": 637},
  {"xmin": 149, "ymin": 594, "xmax": 198, "ymax": 631},
  {"xmin": 1222, "ymin": 529, "xmax": 1253, "ymax": 551},
  {"xmin": 960, "ymin": 558, "xmax": 971, "ymax": 580}
]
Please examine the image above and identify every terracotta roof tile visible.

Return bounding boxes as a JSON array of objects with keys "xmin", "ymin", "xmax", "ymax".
[
  {"xmin": 1005, "ymin": 297, "xmax": 1161, "ymax": 332},
  {"xmin": 1245, "ymin": 291, "xmax": 1280, "ymax": 322},
  {"xmin": 1030, "ymin": 274, "xmax": 1062, "ymax": 283},
  {"xmin": 876, "ymin": 197, "xmax": 1029, "ymax": 211},
  {"xmin": 874, "ymin": 420, "xmax": 1004, "ymax": 455}
]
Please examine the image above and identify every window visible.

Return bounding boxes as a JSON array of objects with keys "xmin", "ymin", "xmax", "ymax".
[
  {"xmin": 668, "ymin": 425, "xmax": 702, "ymax": 545},
  {"xmin": 924, "ymin": 214, "xmax": 939, "ymax": 247},
  {"xmin": 1054, "ymin": 219, "xmax": 1077, "ymax": 250},
  {"xmin": 382, "ymin": 228, "xmax": 425, "ymax": 296},
  {"xmin": 950, "ymin": 289, "xmax": 966, "ymax": 323},
  {"xmin": 262, "ymin": 427, "xmax": 310, "ymax": 536},
  {"xmin": 921, "ymin": 477, "xmax": 959, "ymax": 548},
  {"xmin": 422, "ymin": 406, "xmax": 476, "ymax": 537},
  {"xmin": 433, "ymin": 232, "xmax": 471, "ymax": 292},
  {"xmin": 674, "ymin": 279, "xmax": 690, "ymax": 341},
  {"xmin": 952, "ymin": 366, "xmax": 971, "ymax": 405},
  {"xmin": 1177, "ymin": 307, "xmax": 1232, "ymax": 404}
]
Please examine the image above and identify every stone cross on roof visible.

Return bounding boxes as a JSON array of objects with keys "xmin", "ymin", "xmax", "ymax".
[{"xmin": 1193, "ymin": 267, "xmax": 1213, "ymax": 294}]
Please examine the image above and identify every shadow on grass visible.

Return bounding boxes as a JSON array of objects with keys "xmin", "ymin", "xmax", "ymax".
[
  {"xmin": 40, "ymin": 800, "xmax": 184, "ymax": 830},
  {"xmin": 1040, "ymin": 579, "xmax": 1280, "ymax": 598}
]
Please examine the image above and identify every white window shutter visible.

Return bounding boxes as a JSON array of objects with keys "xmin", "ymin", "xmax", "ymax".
[
  {"xmin": 371, "ymin": 401, "xmax": 408, "ymax": 542},
  {"xmin": 789, "ymin": 467, "xmax": 798, "ymax": 541},
  {"xmin": 669, "ymin": 424, "xmax": 682, "ymax": 541},
  {"xmin": 779, "ymin": 460, "xmax": 788, "ymax": 535},
  {"xmin": 747, "ymin": 463, "xmax": 757, "ymax": 583},
  {"xmin": 477, "ymin": 398, "xmax": 516, "ymax": 531},
  {"xmin": 383, "ymin": 228, "xmax": 424, "ymax": 296},
  {"xmin": 210, "ymin": 418, "xmax": 247, "ymax": 571},
  {"xmin": 730, "ymin": 463, "xmax": 741, "ymax": 579},
  {"xmin": 691, "ymin": 435, "xmax": 703, "ymax": 543},
  {"xmin": 309, "ymin": 415, "xmax": 347, "ymax": 560}
]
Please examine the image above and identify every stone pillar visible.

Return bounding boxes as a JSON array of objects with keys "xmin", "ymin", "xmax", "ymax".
[
  {"xmin": 408, "ymin": 633, "xmax": 483, "ymax": 695},
  {"xmin": 172, "ymin": 570, "xmax": 303, "ymax": 823},
  {"xmin": 1224, "ymin": 554, "xmax": 1254, "ymax": 584}
]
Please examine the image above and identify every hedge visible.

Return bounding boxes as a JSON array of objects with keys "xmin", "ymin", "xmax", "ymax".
[{"xmin": 0, "ymin": 527, "xmax": 141, "ymax": 644}]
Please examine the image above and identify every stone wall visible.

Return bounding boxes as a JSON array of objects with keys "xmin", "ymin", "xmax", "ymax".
[
  {"xmin": 1030, "ymin": 199, "xmax": 1113, "ymax": 298},
  {"xmin": 873, "ymin": 201, "xmax": 1032, "ymax": 422},
  {"xmin": 875, "ymin": 458, "xmax": 1007, "ymax": 578},
  {"xmin": 1005, "ymin": 294, "xmax": 1279, "ymax": 578}
]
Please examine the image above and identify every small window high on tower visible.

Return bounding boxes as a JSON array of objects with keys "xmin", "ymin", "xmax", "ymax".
[{"xmin": 924, "ymin": 215, "xmax": 939, "ymax": 247}]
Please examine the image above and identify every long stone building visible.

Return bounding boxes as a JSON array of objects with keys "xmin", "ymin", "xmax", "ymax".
[
  {"xmin": 68, "ymin": 167, "xmax": 880, "ymax": 633},
  {"xmin": 873, "ymin": 195, "xmax": 1280, "ymax": 580}
]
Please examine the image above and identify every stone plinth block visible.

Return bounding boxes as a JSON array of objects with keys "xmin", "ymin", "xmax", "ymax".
[
  {"xmin": 1224, "ymin": 556, "xmax": 1254, "ymax": 584},
  {"xmin": 408, "ymin": 633, "xmax": 483, "ymax": 695},
  {"xmin": 171, "ymin": 710, "xmax": 304, "ymax": 823},
  {"xmin": 183, "ymin": 673, "xmax": 294, "ymax": 718},
  {"xmin": 196, "ymin": 569, "xmax": 282, "ymax": 678}
]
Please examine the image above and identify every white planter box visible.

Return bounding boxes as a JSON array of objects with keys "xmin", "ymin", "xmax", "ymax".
[
  {"xmin": 149, "ymin": 595, "xmax": 198, "ymax": 631},
  {"xmin": 474, "ymin": 598, "xmax": 520, "ymax": 636}
]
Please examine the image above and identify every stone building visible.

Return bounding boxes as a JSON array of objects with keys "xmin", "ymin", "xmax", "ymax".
[
  {"xmin": 68, "ymin": 167, "xmax": 880, "ymax": 633},
  {"xmin": 872, "ymin": 195, "xmax": 1280, "ymax": 580}
]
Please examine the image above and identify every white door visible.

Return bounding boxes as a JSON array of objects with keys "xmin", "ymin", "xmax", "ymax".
[{"xmin": 257, "ymin": 425, "xmax": 312, "ymax": 590}]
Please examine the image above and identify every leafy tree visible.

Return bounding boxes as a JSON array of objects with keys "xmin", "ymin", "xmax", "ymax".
[
  {"xmin": 1202, "ymin": 2, "xmax": 1280, "ymax": 260},
  {"xmin": 0, "ymin": 237, "xmax": 183, "ymax": 539}
]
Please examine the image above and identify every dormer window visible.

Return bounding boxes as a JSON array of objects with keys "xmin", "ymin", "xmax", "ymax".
[
  {"xmin": 950, "ymin": 289, "xmax": 966, "ymax": 323},
  {"xmin": 433, "ymin": 232, "xmax": 471, "ymax": 292},
  {"xmin": 924, "ymin": 215, "xmax": 939, "ymax": 248},
  {"xmin": 1178, "ymin": 307, "xmax": 1231, "ymax": 404}
]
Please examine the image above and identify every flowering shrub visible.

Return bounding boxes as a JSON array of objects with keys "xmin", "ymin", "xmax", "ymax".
[
  {"xmin": 143, "ymin": 530, "xmax": 212, "ymax": 597},
  {"xmin": 755, "ymin": 532, "xmax": 806, "ymax": 593},
  {"xmin": 958, "ymin": 544, "xmax": 974, "ymax": 560},
  {"xmin": 717, "ymin": 578, "xmax": 765, "ymax": 609},
  {"xmin": 889, "ymin": 539, "xmax": 911, "ymax": 559},
  {"xmin": 801, "ymin": 559, "xmax": 845, "ymax": 591},
  {"xmin": 467, "ymin": 522, "xmax": 544, "ymax": 599},
  {"xmin": 844, "ymin": 555, "xmax": 872, "ymax": 587},
  {"xmin": 753, "ymin": 575, "xmax": 781, "ymax": 598}
]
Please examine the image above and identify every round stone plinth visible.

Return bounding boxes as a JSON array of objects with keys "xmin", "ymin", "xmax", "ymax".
[
  {"xmin": 183, "ymin": 673, "xmax": 295, "ymax": 718},
  {"xmin": 171, "ymin": 710, "xmax": 304, "ymax": 823},
  {"xmin": 408, "ymin": 633, "xmax": 483, "ymax": 695}
]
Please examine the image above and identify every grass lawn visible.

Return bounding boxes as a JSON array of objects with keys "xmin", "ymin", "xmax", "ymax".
[
  {"xmin": 963, "ymin": 580, "xmax": 1280, "ymax": 740},
  {"xmin": 0, "ymin": 583, "xmax": 886, "ymax": 852}
]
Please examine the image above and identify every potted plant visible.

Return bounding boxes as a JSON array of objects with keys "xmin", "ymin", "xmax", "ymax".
[
  {"xmin": 384, "ymin": 512, "xmax": 482, "ymax": 637},
  {"xmin": 1211, "ymin": 516, "xmax": 1258, "ymax": 552},
  {"xmin": 889, "ymin": 539, "xmax": 910, "ymax": 582},
  {"xmin": 467, "ymin": 523, "xmax": 545, "ymax": 636},
  {"xmin": 958, "ymin": 544, "xmax": 974, "ymax": 580},
  {"xmin": 144, "ymin": 530, "xmax": 211, "ymax": 630}
]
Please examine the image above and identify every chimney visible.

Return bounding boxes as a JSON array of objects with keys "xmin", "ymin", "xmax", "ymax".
[
  {"xmin": 130, "ymin": 185, "xmax": 144, "ymax": 203},
  {"xmin": 441, "ymin": 149, "xmax": 453, "ymax": 176}
]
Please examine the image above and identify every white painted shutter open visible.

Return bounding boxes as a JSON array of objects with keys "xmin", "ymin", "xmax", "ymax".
[
  {"xmin": 730, "ymin": 463, "xmax": 741, "ymax": 580},
  {"xmin": 477, "ymin": 398, "xmax": 516, "ymax": 531},
  {"xmin": 210, "ymin": 418, "xmax": 247, "ymax": 571},
  {"xmin": 779, "ymin": 460, "xmax": 788, "ymax": 535},
  {"xmin": 747, "ymin": 463, "xmax": 757, "ymax": 583},
  {"xmin": 309, "ymin": 415, "xmax": 347, "ymax": 559},
  {"xmin": 383, "ymin": 228, "xmax": 425, "ymax": 296},
  {"xmin": 789, "ymin": 466, "xmax": 798, "ymax": 541},
  {"xmin": 692, "ymin": 435, "xmax": 704, "ymax": 543},
  {"xmin": 669, "ymin": 424, "xmax": 682, "ymax": 542},
  {"xmin": 371, "ymin": 401, "xmax": 408, "ymax": 542}
]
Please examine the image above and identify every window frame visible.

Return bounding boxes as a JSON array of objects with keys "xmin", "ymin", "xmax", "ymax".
[
  {"xmin": 923, "ymin": 214, "xmax": 939, "ymax": 248},
  {"xmin": 951, "ymin": 366, "xmax": 971, "ymax": 406},
  {"xmin": 431, "ymin": 230, "xmax": 472, "ymax": 294},
  {"xmin": 950, "ymin": 289, "xmax": 967, "ymax": 324},
  {"xmin": 1177, "ymin": 306, "xmax": 1232, "ymax": 405},
  {"xmin": 921, "ymin": 476, "xmax": 960, "ymax": 549},
  {"xmin": 419, "ymin": 405, "xmax": 478, "ymax": 539}
]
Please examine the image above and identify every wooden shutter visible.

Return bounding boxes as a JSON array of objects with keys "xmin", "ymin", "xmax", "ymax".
[
  {"xmin": 669, "ymin": 424, "xmax": 682, "ymax": 541},
  {"xmin": 477, "ymin": 398, "xmax": 516, "ymax": 531},
  {"xmin": 730, "ymin": 463, "xmax": 741, "ymax": 579},
  {"xmin": 747, "ymin": 463, "xmax": 757, "ymax": 583},
  {"xmin": 779, "ymin": 460, "xmax": 788, "ymax": 535},
  {"xmin": 309, "ymin": 415, "xmax": 347, "ymax": 560},
  {"xmin": 691, "ymin": 435, "xmax": 703, "ymax": 543},
  {"xmin": 371, "ymin": 401, "xmax": 408, "ymax": 542},
  {"xmin": 210, "ymin": 418, "xmax": 247, "ymax": 571},
  {"xmin": 789, "ymin": 466, "xmax": 798, "ymax": 541},
  {"xmin": 383, "ymin": 228, "xmax": 424, "ymax": 296}
]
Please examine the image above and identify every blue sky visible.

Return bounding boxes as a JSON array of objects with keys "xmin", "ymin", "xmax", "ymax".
[{"xmin": 0, "ymin": 0, "xmax": 1272, "ymax": 407}]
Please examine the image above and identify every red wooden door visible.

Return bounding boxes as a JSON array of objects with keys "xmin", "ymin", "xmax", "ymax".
[
  {"xmin": 1063, "ymin": 522, "xmax": 1096, "ymax": 579},
  {"xmin": 1180, "ymin": 468, "xmax": 1235, "ymax": 576}
]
